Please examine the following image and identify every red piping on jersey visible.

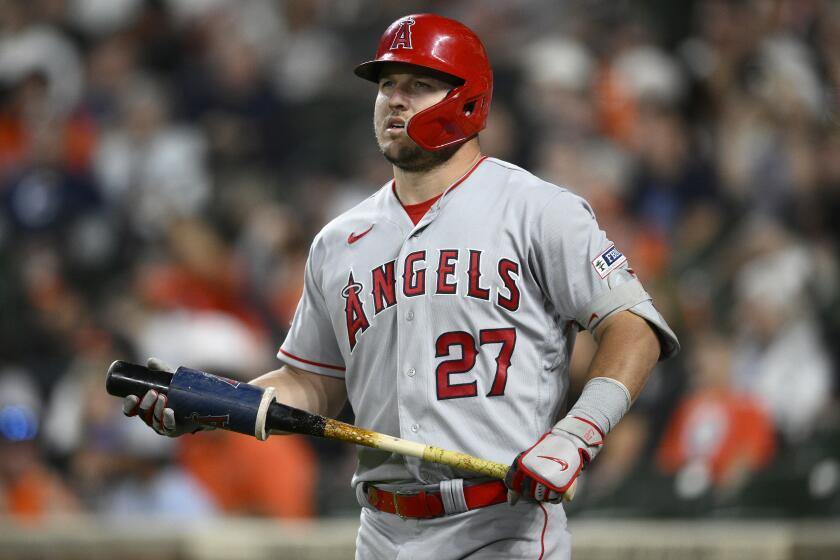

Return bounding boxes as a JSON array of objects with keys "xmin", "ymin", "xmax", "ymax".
[
  {"xmin": 538, "ymin": 502, "xmax": 549, "ymax": 560},
  {"xmin": 436, "ymin": 154, "xmax": 488, "ymax": 198},
  {"xmin": 393, "ymin": 155, "xmax": 489, "ymax": 224},
  {"xmin": 279, "ymin": 349, "xmax": 346, "ymax": 371}
]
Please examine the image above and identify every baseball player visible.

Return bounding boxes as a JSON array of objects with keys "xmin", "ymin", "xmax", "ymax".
[{"xmin": 125, "ymin": 14, "xmax": 679, "ymax": 559}]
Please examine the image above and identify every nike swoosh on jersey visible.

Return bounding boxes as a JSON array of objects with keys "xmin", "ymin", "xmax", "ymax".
[
  {"xmin": 348, "ymin": 224, "xmax": 374, "ymax": 245},
  {"xmin": 537, "ymin": 455, "xmax": 569, "ymax": 470}
]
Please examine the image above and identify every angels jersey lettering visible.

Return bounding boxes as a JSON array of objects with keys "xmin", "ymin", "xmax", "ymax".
[{"xmin": 342, "ymin": 250, "xmax": 521, "ymax": 350}]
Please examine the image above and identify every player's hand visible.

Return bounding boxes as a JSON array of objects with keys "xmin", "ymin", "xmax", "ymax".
[
  {"xmin": 122, "ymin": 358, "xmax": 211, "ymax": 437},
  {"xmin": 505, "ymin": 416, "xmax": 603, "ymax": 504}
]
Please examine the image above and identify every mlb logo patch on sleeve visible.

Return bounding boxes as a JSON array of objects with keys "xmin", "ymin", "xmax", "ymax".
[{"xmin": 591, "ymin": 245, "xmax": 627, "ymax": 279}]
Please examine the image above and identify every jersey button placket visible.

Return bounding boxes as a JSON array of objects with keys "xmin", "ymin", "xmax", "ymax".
[
  {"xmin": 395, "ymin": 232, "xmax": 429, "ymax": 473},
  {"xmin": 395, "ymin": 240, "xmax": 417, "ymax": 445}
]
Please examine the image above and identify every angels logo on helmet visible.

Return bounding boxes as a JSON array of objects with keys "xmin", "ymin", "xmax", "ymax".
[{"xmin": 390, "ymin": 18, "xmax": 414, "ymax": 50}]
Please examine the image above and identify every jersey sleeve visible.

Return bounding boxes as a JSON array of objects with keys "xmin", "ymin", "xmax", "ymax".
[
  {"xmin": 534, "ymin": 190, "xmax": 679, "ymax": 359},
  {"xmin": 277, "ymin": 237, "xmax": 346, "ymax": 377}
]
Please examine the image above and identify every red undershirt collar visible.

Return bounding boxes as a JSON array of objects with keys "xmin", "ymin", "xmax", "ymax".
[
  {"xmin": 397, "ymin": 191, "xmax": 442, "ymax": 225},
  {"xmin": 393, "ymin": 155, "xmax": 488, "ymax": 225}
]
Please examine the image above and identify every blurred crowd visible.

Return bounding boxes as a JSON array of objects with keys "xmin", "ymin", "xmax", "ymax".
[{"xmin": 1, "ymin": 0, "xmax": 839, "ymax": 523}]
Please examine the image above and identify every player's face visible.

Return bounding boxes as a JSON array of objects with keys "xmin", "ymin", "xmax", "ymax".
[{"xmin": 374, "ymin": 65, "xmax": 460, "ymax": 172}]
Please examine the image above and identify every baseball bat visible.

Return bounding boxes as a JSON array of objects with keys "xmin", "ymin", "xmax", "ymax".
[{"xmin": 106, "ymin": 360, "xmax": 576, "ymax": 501}]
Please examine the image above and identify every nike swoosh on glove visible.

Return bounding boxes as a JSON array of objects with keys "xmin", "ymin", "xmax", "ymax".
[
  {"xmin": 122, "ymin": 358, "xmax": 212, "ymax": 437},
  {"xmin": 505, "ymin": 415, "xmax": 604, "ymax": 504}
]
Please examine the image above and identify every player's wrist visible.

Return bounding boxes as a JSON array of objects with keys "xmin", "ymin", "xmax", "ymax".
[{"xmin": 565, "ymin": 376, "xmax": 631, "ymax": 437}]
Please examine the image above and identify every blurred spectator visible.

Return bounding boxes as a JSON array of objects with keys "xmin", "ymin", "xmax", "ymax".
[
  {"xmin": 0, "ymin": 71, "xmax": 95, "ymax": 176},
  {"xmin": 175, "ymin": 6, "xmax": 291, "ymax": 173},
  {"xmin": 0, "ymin": 2, "xmax": 83, "ymax": 116},
  {"xmin": 97, "ymin": 418, "xmax": 218, "ymax": 520},
  {"xmin": 42, "ymin": 330, "xmax": 135, "ymax": 459},
  {"xmin": 82, "ymin": 34, "xmax": 142, "ymax": 128},
  {"xmin": 599, "ymin": 45, "xmax": 685, "ymax": 145},
  {"xmin": 68, "ymin": 0, "xmax": 143, "ymax": 38},
  {"xmin": 132, "ymin": 218, "xmax": 271, "ymax": 373},
  {"xmin": 520, "ymin": 36, "xmax": 597, "ymax": 138},
  {"xmin": 9, "ymin": 243, "xmax": 97, "ymax": 376},
  {"xmin": 270, "ymin": 0, "xmax": 344, "ymax": 103},
  {"xmin": 138, "ymin": 218, "xmax": 260, "ymax": 325},
  {"xmin": 657, "ymin": 333, "xmax": 776, "ymax": 492},
  {"xmin": 234, "ymin": 201, "xmax": 309, "ymax": 335},
  {"xmin": 93, "ymin": 76, "xmax": 209, "ymax": 238},
  {"xmin": 626, "ymin": 104, "xmax": 719, "ymax": 236},
  {"xmin": 0, "ymin": 369, "xmax": 80, "ymax": 521},
  {"xmin": 730, "ymin": 224, "xmax": 834, "ymax": 443},
  {"xmin": 135, "ymin": 310, "xmax": 270, "ymax": 375},
  {"xmin": 178, "ymin": 430, "xmax": 317, "ymax": 518},
  {"xmin": 0, "ymin": 77, "xmax": 101, "ymax": 239}
]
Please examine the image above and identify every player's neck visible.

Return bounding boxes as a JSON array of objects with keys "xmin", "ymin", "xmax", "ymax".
[{"xmin": 393, "ymin": 141, "xmax": 482, "ymax": 205}]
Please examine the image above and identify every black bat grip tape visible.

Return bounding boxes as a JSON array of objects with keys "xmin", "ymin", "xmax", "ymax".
[{"xmin": 106, "ymin": 360, "xmax": 173, "ymax": 399}]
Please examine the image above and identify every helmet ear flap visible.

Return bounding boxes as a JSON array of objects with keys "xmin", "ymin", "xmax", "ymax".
[
  {"xmin": 407, "ymin": 84, "xmax": 492, "ymax": 151},
  {"xmin": 407, "ymin": 86, "xmax": 490, "ymax": 150}
]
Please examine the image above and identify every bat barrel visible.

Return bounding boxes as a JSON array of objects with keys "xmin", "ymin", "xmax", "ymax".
[{"xmin": 105, "ymin": 360, "xmax": 173, "ymax": 399}]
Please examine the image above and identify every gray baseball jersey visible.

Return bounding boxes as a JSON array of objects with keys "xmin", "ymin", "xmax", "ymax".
[{"xmin": 278, "ymin": 156, "xmax": 679, "ymax": 488}]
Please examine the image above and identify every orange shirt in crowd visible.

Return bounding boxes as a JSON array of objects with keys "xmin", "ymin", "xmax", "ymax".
[
  {"xmin": 657, "ymin": 390, "xmax": 777, "ymax": 483},
  {"xmin": 1, "ymin": 464, "xmax": 80, "ymax": 522},
  {"xmin": 178, "ymin": 431, "xmax": 317, "ymax": 518}
]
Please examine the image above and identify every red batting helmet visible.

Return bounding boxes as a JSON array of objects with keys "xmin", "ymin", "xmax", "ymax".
[{"xmin": 354, "ymin": 13, "xmax": 493, "ymax": 151}]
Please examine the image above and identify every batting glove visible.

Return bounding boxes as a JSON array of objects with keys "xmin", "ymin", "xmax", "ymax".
[
  {"xmin": 122, "ymin": 358, "xmax": 211, "ymax": 437},
  {"xmin": 505, "ymin": 416, "xmax": 604, "ymax": 504}
]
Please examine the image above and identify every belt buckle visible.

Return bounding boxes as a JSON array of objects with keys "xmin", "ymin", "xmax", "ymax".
[{"xmin": 393, "ymin": 489, "xmax": 413, "ymax": 519}]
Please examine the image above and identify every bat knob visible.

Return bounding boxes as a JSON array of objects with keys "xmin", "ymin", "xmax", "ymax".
[{"xmin": 105, "ymin": 360, "xmax": 173, "ymax": 399}]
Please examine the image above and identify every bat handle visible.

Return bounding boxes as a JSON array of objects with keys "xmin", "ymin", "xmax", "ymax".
[{"xmin": 105, "ymin": 360, "xmax": 173, "ymax": 399}]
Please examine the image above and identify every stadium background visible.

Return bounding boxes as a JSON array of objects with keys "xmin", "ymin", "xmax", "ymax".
[{"xmin": 1, "ymin": 0, "xmax": 839, "ymax": 557}]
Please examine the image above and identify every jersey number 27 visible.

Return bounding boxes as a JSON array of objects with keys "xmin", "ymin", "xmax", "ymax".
[{"xmin": 434, "ymin": 328, "xmax": 515, "ymax": 400}]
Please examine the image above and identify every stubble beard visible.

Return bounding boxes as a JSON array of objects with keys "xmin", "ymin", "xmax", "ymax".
[{"xmin": 379, "ymin": 134, "xmax": 460, "ymax": 173}]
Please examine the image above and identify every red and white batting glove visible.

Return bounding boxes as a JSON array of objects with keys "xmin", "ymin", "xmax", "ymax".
[
  {"xmin": 122, "ymin": 358, "xmax": 210, "ymax": 437},
  {"xmin": 505, "ymin": 415, "xmax": 604, "ymax": 504}
]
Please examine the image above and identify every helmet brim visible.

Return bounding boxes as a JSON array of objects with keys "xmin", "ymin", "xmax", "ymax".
[
  {"xmin": 354, "ymin": 60, "xmax": 464, "ymax": 86},
  {"xmin": 353, "ymin": 60, "xmax": 380, "ymax": 83}
]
